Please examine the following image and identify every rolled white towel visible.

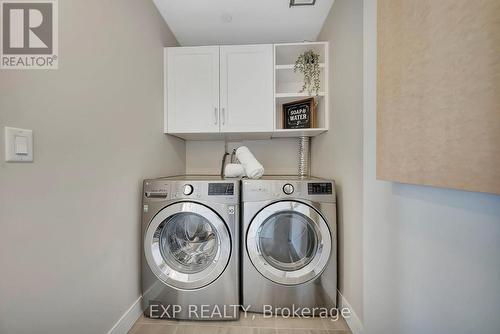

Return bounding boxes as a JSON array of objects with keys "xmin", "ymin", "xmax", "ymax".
[
  {"xmin": 224, "ymin": 163, "xmax": 245, "ymax": 178},
  {"xmin": 235, "ymin": 146, "xmax": 265, "ymax": 179}
]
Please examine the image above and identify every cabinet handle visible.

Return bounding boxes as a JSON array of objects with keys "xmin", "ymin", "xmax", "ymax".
[
  {"xmin": 214, "ymin": 107, "xmax": 218, "ymax": 125},
  {"xmin": 222, "ymin": 108, "xmax": 226, "ymax": 125}
]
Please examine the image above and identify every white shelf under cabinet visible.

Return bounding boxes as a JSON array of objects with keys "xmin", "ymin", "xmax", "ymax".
[
  {"xmin": 272, "ymin": 128, "xmax": 328, "ymax": 138},
  {"xmin": 275, "ymin": 92, "xmax": 326, "ymax": 100},
  {"xmin": 275, "ymin": 63, "xmax": 326, "ymax": 70}
]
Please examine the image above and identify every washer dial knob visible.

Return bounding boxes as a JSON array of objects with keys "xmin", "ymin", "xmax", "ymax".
[
  {"xmin": 183, "ymin": 184, "xmax": 194, "ymax": 196},
  {"xmin": 283, "ymin": 183, "xmax": 294, "ymax": 195}
]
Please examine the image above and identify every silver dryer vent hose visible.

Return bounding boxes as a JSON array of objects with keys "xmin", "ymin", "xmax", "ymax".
[{"xmin": 298, "ymin": 136, "xmax": 310, "ymax": 178}]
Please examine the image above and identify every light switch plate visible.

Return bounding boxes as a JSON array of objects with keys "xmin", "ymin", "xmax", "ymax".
[{"xmin": 5, "ymin": 127, "xmax": 33, "ymax": 162}]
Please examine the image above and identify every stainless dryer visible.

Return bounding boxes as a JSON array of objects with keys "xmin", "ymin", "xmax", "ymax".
[
  {"xmin": 242, "ymin": 176, "xmax": 337, "ymax": 314},
  {"xmin": 142, "ymin": 176, "xmax": 239, "ymax": 320}
]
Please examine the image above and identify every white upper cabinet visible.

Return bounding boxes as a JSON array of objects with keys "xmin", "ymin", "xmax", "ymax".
[
  {"xmin": 219, "ymin": 44, "xmax": 273, "ymax": 133},
  {"xmin": 165, "ymin": 42, "xmax": 328, "ymax": 140},
  {"xmin": 166, "ymin": 46, "xmax": 220, "ymax": 133}
]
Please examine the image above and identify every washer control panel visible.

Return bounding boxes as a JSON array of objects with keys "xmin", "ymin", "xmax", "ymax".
[
  {"xmin": 144, "ymin": 181, "xmax": 169, "ymax": 199},
  {"xmin": 283, "ymin": 183, "xmax": 294, "ymax": 195},
  {"xmin": 182, "ymin": 184, "xmax": 194, "ymax": 195},
  {"xmin": 208, "ymin": 183, "xmax": 234, "ymax": 196},
  {"xmin": 143, "ymin": 179, "xmax": 239, "ymax": 204}
]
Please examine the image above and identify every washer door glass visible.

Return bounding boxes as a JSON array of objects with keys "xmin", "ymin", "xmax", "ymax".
[
  {"xmin": 145, "ymin": 202, "xmax": 231, "ymax": 290},
  {"xmin": 247, "ymin": 201, "xmax": 331, "ymax": 285},
  {"xmin": 159, "ymin": 212, "xmax": 218, "ymax": 274},
  {"xmin": 258, "ymin": 211, "xmax": 318, "ymax": 271}
]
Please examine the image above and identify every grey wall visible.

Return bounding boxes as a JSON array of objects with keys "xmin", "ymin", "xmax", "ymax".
[
  {"xmin": 363, "ymin": 1, "xmax": 500, "ymax": 333},
  {"xmin": 312, "ymin": 0, "xmax": 364, "ymax": 321},
  {"xmin": 0, "ymin": 1, "xmax": 184, "ymax": 333},
  {"xmin": 186, "ymin": 139, "xmax": 300, "ymax": 175}
]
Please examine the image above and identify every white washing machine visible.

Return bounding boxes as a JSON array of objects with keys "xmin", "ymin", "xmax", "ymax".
[
  {"xmin": 242, "ymin": 176, "xmax": 337, "ymax": 314},
  {"xmin": 141, "ymin": 176, "xmax": 239, "ymax": 320}
]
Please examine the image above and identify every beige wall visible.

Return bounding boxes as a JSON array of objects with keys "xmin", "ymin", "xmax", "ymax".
[
  {"xmin": 312, "ymin": 0, "xmax": 364, "ymax": 321},
  {"xmin": 0, "ymin": 1, "xmax": 184, "ymax": 333},
  {"xmin": 186, "ymin": 139, "xmax": 300, "ymax": 175},
  {"xmin": 363, "ymin": 1, "xmax": 500, "ymax": 333}
]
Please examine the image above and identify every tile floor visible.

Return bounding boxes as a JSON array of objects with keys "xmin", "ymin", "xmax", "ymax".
[{"xmin": 129, "ymin": 312, "xmax": 352, "ymax": 334}]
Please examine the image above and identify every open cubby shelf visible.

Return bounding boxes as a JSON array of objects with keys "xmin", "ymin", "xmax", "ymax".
[
  {"xmin": 275, "ymin": 92, "xmax": 326, "ymax": 99},
  {"xmin": 275, "ymin": 63, "xmax": 326, "ymax": 70},
  {"xmin": 273, "ymin": 42, "xmax": 329, "ymax": 137}
]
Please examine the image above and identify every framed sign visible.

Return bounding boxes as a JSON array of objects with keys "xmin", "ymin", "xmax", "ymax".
[{"xmin": 282, "ymin": 98, "xmax": 316, "ymax": 129}]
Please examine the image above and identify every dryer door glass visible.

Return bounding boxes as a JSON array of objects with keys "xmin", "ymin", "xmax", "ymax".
[
  {"xmin": 144, "ymin": 202, "xmax": 231, "ymax": 290},
  {"xmin": 159, "ymin": 212, "xmax": 218, "ymax": 274},
  {"xmin": 258, "ymin": 211, "xmax": 318, "ymax": 271},
  {"xmin": 247, "ymin": 201, "xmax": 332, "ymax": 285}
]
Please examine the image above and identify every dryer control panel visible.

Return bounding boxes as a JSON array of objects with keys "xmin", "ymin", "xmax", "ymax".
[
  {"xmin": 143, "ymin": 178, "xmax": 239, "ymax": 205},
  {"xmin": 242, "ymin": 178, "xmax": 335, "ymax": 203},
  {"xmin": 308, "ymin": 182, "xmax": 333, "ymax": 195}
]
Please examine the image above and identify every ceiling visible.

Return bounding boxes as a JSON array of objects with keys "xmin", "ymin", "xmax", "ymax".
[{"xmin": 152, "ymin": 0, "xmax": 335, "ymax": 46}]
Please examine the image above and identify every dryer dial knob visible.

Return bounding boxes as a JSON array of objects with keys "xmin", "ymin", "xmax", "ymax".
[
  {"xmin": 283, "ymin": 183, "xmax": 294, "ymax": 195},
  {"xmin": 183, "ymin": 184, "xmax": 194, "ymax": 196}
]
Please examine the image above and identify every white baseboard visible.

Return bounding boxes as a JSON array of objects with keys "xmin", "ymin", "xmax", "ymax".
[
  {"xmin": 338, "ymin": 290, "xmax": 364, "ymax": 334},
  {"xmin": 107, "ymin": 296, "xmax": 143, "ymax": 334}
]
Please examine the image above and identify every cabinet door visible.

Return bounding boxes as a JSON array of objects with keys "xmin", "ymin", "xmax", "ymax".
[
  {"xmin": 166, "ymin": 46, "xmax": 220, "ymax": 133},
  {"xmin": 220, "ymin": 45, "xmax": 273, "ymax": 133}
]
